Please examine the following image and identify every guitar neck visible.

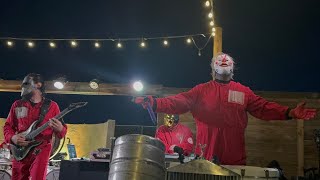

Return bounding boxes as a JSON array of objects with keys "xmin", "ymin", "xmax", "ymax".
[{"xmin": 27, "ymin": 108, "xmax": 71, "ymax": 139}]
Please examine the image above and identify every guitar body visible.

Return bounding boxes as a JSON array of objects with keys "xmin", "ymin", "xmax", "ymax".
[
  {"xmin": 9, "ymin": 101, "xmax": 87, "ymax": 161},
  {"xmin": 10, "ymin": 121, "xmax": 43, "ymax": 161}
]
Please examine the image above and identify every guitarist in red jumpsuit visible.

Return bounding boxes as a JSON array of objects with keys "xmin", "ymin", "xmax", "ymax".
[
  {"xmin": 135, "ymin": 52, "xmax": 317, "ymax": 165},
  {"xmin": 155, "ymin": 114, "xmax": 193, "ymax": 156},
  {"xmin": 3, "ymin": 73, "xmax": 67, "ymax": 180}
]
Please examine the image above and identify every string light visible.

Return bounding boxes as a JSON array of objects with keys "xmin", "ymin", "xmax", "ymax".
[
  {"xmin": 116, "ymin": 42, "xmax": 122, "ymax": 48},
  {"xmin": 0, "ymin": 32, "xmax": 212, "ymax": 55},
  {"xmin": 49, "ymin": 42, "xmax": 56, "ymax": 48},
  {"xmin": 205, "ymin": 1, "xmax": 210, "ymax": 7},
  {"xmin": 6, "ymin": 41, "xmax": 13, "ymax": 47},
  {"xmin": 70, "ymin": 40, "xmax": 77, "ymax": 47},
  {"xmin": 27, "ymin": 41, "xmax": 34, "ymax": 48},
  {"xmin": 163, "ymin": 40, "xmax": 168, "ymax": 46},
  {"xmin": 140, "ymin": 41, "xmax": 146, "ymax": 48},
  {"xmin": 94, "ymin": 42, "xmax": 100, "ymax": 48},
  {"xmin": 0, "ymin": 1, "xmax": 216, "ymax": 56},
  {"xmin": 186, "ymin": 38, "xmax": 192, "ymax": 44}
]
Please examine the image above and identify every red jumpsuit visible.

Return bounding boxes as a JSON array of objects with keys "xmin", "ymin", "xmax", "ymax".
[
  {"xmin": 3, "ymin": 99, "xmax": 67, "ymax": 180},
  {"xmin": 155, "ymin": 123, "xmax": 193, "ymax": 156},
  {"xmin": 155, "ymin": 80, "xmax": 289, "ymax": 165}
]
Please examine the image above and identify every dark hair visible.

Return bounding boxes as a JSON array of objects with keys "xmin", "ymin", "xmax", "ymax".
[{"xmin": 26, "ymin": 73, "xmax": 46, "ymax": 94}]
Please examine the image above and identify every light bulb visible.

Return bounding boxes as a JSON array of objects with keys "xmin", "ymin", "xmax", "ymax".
[{"xmin": 205, "ymin": 1, "xmax": 210, "ymax": 7}]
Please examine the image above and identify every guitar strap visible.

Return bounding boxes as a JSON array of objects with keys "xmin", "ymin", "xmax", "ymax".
[{"xmin": 35, "ymin": 98, "xmax": 52, "ymax": 126}]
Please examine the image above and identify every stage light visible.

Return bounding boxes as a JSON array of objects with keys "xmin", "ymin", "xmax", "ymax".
[
  {"xmin": 208, "ymin": 12, "xmax": 213, "ymax": 18},
  {"xmin": 210, "ymin": 21, "xmax": 214, "ymax": 26},
  {"xmin": 133, "ymin": 81, "xmax": 143, "ymax": 92},
  {"xmin": 211, "ymin": 32, "xmax": 216, "ymax": 36},
  {"xmin": 6, "ymin": 41, "xmax": 13, "ymax": 47},
  {"xmin": 49, "ymin": 42, "xmax": 56, "ymax": 48},
  {"xmin": 27, "ymin": 41, "xmax": 34, "ymax": 48},
  {"xmin": 89, "ymin": 79, "xmax": 99, "ymax": 89},
  {"xmin": 54, "ymin": 78, "xmax": 67, "ymax": 89},
  {"xmin": 212, "ymin": 27, "xmax": 216, "ymax": 32},
  {"xmin": 54, "ymin": 82, "xmax": 64, "ymax": 89}
]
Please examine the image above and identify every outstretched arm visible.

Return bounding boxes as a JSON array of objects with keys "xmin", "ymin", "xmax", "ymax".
[
  {"xmin": 135, "ymin": 85, "xmax": 201, "ymax": 115},
  {"xmin": 247, "ymin": 89, "xmax": 316, "ymax": 120}
]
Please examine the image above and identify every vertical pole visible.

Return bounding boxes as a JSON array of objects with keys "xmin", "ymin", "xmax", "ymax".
[
  {"xmin": 297, "ymin": 120, "xmax": 304, "ymax": 176},
  {"xmin": 213, "ymin": 27, "xmax": 223, "ymax": 56},
  {"xmin": 105, "ymin": 119, "xmax": 116, "ymax": 148}
]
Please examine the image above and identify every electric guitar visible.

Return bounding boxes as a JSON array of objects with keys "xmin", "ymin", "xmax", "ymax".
[{"xmin": 10, "ymin": 102, "xmax": 88, "ymax": 161}]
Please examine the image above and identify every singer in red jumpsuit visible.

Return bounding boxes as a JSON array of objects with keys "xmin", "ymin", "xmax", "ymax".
[
  {"xmin": 3, "ymin": 73, "xmax": 67, "ymax": 180},
  {"xmin": 135, "ymin": 53, "xmax": 317, "ymax": 165},
  {"xmin": 155, "ymin": 114, "xmax": 193, "ymax": 156}
]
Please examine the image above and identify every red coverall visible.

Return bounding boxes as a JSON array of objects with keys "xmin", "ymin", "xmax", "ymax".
[
  {"xmin": 155, "ymin": 80, "xmax": 289, "ymax": 165},
  {"xmin": 155, "ymin": 123, "xmax": 193, "ymax": 156},
  {"xmin": 3, "ymin": 99, "xmax": 67, "ymax": 180},
  {"xmin": 0, "ymin": 142, "xmax": 7, "ymax": 148}
]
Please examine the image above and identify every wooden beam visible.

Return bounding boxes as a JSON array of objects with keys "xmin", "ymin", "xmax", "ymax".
[
  {"xmin": 213, "ymin": 26, "xmax": 223, "ymax": 56},
  {"xmin": 0, "ymin": 80, "xmax": 163, "ymax": 96},
  {"xmin": 1, "ymin": 80, "xmax": 319, "ymax": 99}
]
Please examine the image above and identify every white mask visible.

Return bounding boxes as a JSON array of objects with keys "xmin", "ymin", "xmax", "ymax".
[{"xmin": 213, "ymin": 54, "xmax": 234, "ymax": 76}]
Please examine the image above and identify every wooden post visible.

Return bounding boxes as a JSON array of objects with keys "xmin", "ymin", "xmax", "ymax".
[
  {"xmin": 105, "ymin": 119, "xmax": 115, "ymax": 148},
  {"xmin": 297, "ymin": 120, "xmax": 304, "ymax": 176},
  {"xmin": 213, "ymin": 26, "xmax": 223, "ymax": 56}
]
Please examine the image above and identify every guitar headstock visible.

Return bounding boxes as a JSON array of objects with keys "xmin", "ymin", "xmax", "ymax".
[{"xmin": 68, "ymin": 102, "xmax": 88, "ymax": 111}]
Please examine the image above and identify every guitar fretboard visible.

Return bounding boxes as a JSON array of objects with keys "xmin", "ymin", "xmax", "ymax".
[{"xmin": 25, "ymin": 108, "xmax": 72, "ymax": 140}]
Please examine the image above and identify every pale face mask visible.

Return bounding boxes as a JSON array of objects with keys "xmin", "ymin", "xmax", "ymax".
[
  {"xmin": 21, "ymin": 76, "xmax": 37, "ymax": 97},
  {"xmin": 213, "ymin": 54, "xmax": 234, "ymax": 76}
]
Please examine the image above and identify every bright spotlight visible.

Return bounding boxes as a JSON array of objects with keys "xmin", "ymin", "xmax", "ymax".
[
  {"xmin": 133, "ymin": 81, "xmax": 143, "ymax": 92},
  {"xmin": 54, "ymin": 77, "xmax": 67, "ymax": 89},
  {"xmin": 54, "ymin": 81, "xmax": 64, "ymax": 89}
]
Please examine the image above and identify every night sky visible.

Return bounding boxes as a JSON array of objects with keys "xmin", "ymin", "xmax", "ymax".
[{"xmin": 0, "ymin": 0, "xmax": 319, "ymax": 125}]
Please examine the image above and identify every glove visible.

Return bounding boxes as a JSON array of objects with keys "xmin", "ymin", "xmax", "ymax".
[
  {"xmin": 173, "ymin": 146, "xmax": 184, "ymax": 155},
  {"xmin": 289, "ymin": 102, "xmax": 317, "ymax": 120},
  {"xmin": 133, "ymin": 96, "xmax": 154, "ymax": 109}
]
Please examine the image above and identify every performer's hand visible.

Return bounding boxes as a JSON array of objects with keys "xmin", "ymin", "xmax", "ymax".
[
  {"xmin": 11, "ymin": 134, "xmax": 29, "ymax": 146},
  {"xmin": 48, "ymin": 118, "xmax": 64, "ymax": 132},
  {"xmin": 289, "ymin": 102, "xmax": 317, "ymax": 120},
  {"xmin": 173, "ymin": 146, "xmax": 184, "ymax": 154},
  {"xmin": 133, "ymin": 96, "xmax": 154, "ymax": 109}
]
